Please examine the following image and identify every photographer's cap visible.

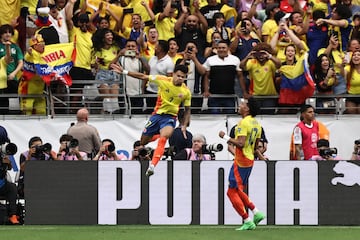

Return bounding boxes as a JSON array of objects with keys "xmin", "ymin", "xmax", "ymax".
[
  {"xmin": 0, "ymin": 126, "xmax": 10, "ymax": 144},
  {"xmin": 192, "ymin": 134, "xmax": 206, "ymax": 144}
]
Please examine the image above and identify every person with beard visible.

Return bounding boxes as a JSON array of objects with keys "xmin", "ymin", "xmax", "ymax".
[
  {"xmin": 230, "ymin": 18, "xmax": 260, "ymax": 61},
  {"xmin": 230, "ymin": 18, "xmax": 260, "ymax": 96},
  {"xmin": 240, "ymin": 43, "xmax": 281, "ymax": 114},
  {"xmin": 174, "ymin": 2, "xmax": 208, "ymax": 57}
]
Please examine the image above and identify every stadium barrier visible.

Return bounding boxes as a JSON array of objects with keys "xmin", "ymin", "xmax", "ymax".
[
  {"xmin": 24, "ymin": 160, "xmax": 360, "ymax": 225},
  {"xmin": 1, "ymin": 78, "xmax": 359, "ymax": 117}
]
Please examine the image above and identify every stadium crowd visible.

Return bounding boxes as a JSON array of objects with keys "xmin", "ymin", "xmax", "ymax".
[{"xmin": 0, "ymin": 0, "xmax": 360, "ymax": 115}]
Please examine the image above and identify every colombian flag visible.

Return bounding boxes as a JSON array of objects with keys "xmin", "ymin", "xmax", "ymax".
[
  {"xmin": 31, "ymin": 43, "xmax": 76, "ymax": 86},
  {"xmin": 22, "ymin": 53, "xmax": 37, "ymax": 83},
  {"xmin": 220, "ymin": 4, "xmax": 237, "ymax": 28},
  {"xmin": 279, "ymin": 53, "xmax": 315, "ymax": 105}
]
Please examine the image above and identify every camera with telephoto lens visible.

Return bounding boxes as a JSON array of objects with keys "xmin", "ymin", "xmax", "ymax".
[
  {"xmin": 0, "ymin": 142, "xmax": 18, "ymax": 156},
  {"xmin": 0, "ymin": 142, "xmax": 18, "ymax": 178},
  {"xmin": 67, "ymin": 139, "xmax": 79, "ymax": 148},
  {"xmin": 34, "ymin": 143, "xmax": 52, "ymax": 159},
  {"xmin": 65, "ymin": 139, "xmax": 79, "ymax": 153},
  {"xmin": 319, "ymin": 148, "xmax": 337, "ymax": 158},
  {"xmin": 202, "ymin": 143, "xmax": 223, "ymax": 153}
]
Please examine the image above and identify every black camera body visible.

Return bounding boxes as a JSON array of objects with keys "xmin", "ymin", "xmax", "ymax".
[
  {"xmin": 65, "ymin": 139, "xmax": 79, "ymax": 154},
  {"xmin": 138, "ymin": 147, "xmax": 153, "ymax": 157},
  {"xmin": 104, "ymin": 143, "xmax": 115, "ymax": 154},
  {"xmin": 319, "ymin": 148, "xmax": 337, "ymax": 158},
  {"xmin": 33, "ymin": 143, "xmax": 52, "ymax": 159}
]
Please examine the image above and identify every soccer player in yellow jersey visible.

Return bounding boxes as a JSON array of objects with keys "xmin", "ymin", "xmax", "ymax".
[
  {"xmin": 219, "ymin": 97, "xmax": 265, "ymax": 230},
  {"xmin": 111, "ymin": 63, "xmax": 191, "ymax": 176}
]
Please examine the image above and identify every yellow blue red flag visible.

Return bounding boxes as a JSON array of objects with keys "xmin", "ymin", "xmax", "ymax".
[
  {"xmin": 29, "ymin": 43, "xmax": 76, "ymax": 86},
  {"xmin": 279, "ymin": 52, "xmax": 315, "ymax": 104}
]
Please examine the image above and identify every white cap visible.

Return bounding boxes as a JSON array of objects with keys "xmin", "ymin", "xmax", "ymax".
[
  {"xmin": 37, "ymin": 7, "xmax": 50, "ymax": 16},
  {"xmin": 281, "ymin": 13, "xmax": 291, "ymax": 21}
]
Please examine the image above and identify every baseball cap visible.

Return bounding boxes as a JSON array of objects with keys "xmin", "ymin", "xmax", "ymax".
[{"xmin": 274, "ymin": 11, "xmax": 291, "ymax": 23}]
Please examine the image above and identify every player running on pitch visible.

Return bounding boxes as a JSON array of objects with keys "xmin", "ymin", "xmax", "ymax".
[{"xmin": 111, "ymin": 63, "xmax": 191, "ymax": 176}]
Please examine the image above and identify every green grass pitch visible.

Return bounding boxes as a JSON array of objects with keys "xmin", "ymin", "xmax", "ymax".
[{"xmin": 1, "ymin": 225, "xmax": 360, "ymax": 240}]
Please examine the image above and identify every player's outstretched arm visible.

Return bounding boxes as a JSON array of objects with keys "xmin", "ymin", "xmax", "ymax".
[{"xmin": 110, "ymin": 63, "xmax": 149, "ymax": 81}]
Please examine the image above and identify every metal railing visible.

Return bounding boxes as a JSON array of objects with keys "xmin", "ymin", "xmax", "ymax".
[{"xmin": 0, "ymin": 79, "xmax": 359, "ymax": 118}]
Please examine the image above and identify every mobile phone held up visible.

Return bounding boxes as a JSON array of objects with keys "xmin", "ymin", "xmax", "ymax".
[{"xmin": 124, "ymin": 50, "xmax": 136, "ymax": 57}]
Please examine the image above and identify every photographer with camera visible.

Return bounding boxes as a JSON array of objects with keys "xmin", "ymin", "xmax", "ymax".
[
  {"xmin": 93, "ymin": 139, "xmax": 125, "ymax": 160},
  {"xmin": 56, "ymin": 134, "xmax": 87, "ymax": 161},
  {"xmin": 350, "ymin": 139, "xmax": 360, "ymax": 160},
  {"xmin": 130, "ymin": 140, "xmax": 152, "ymax": 161},
  {"xmin": 173, "ymin": 134, "xmax": 221, "ymax": 160},
  {"xmin": 18, "ymin": 136, "xmax": 53, "ymax": 198},
  {"xmin": 0, "ymin": 126, "xmax": 19, "ymax": 224},
  {"xmin": 309, "ymin": 139, "xmax": 342, "ymax": 160}
]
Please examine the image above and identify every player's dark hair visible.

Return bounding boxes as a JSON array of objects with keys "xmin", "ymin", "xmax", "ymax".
[
  {"xmin": 174, "ymin": 64, "xmax": 188, "ymax": 74},
  {"xmin": 248, "ymin": 97, "xmax": 260, "ymax": 117},
  {"xmin": 300, "ymin": 104, "xmax": 315, "ymax": 113}
]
